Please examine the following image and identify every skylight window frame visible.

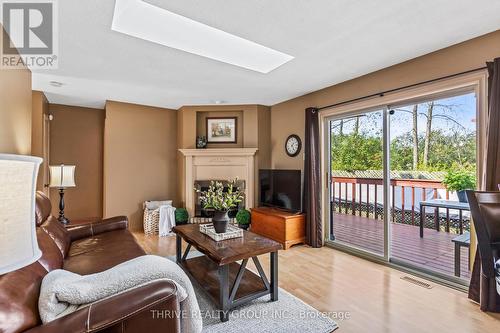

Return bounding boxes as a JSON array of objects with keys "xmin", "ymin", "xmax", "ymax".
[{"xmin": 111, "ymin": 0, "xmax": 294, "ymax": 73}]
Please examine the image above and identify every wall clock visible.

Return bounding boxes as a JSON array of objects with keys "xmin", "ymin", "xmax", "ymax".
[{"xmin": 285, "ymin": 134, "xmax": 302, "ymax": 157}]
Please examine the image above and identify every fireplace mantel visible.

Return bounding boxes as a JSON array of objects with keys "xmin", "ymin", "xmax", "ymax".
[
  {"xmin": 179, "ymin": 148, "xmax": 258, "ymax": 217},
  {"xmin": 179, "ymin": 148, "xmax": 258, "ymax": 157}
]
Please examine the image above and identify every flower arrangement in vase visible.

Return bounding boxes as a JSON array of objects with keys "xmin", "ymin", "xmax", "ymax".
[{"xmin": 195, "ymin": 178, "xmax": 243, "ymax": 233}]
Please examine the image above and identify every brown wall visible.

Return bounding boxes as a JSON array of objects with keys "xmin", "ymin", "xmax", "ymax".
[
  {"xmin": 271, "ymin": 29, "xmax": 500, "ymax": 171},
  {"xmin": 0, "ymin": 25, "xmax": 32, "ymax": 155},
  {"xmin": 49, "ymin": 104, "xmax": 104, "ymax": 220},
  {"xmin": 255, "ymin": 105, "xmax": 272, "ymax": 204},
  {"xmin": 32, "ymin": 91, "xmax": 49, "ymax": 190},
  {"xmin": 257, "ymin": 105, "xmax": 272, "ymax": 171},
  {"xmin": 104, "ymin": 100, "xmax": 178, "ymax": 231}
]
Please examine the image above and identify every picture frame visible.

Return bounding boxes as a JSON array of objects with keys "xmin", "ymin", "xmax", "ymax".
[{"xmin": 206, "ymin": 117, "xmax": 237, "ymax": 143}]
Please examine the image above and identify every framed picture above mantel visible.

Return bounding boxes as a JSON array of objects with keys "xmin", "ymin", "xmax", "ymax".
[{"xmin": 206, "ymin": 117, "xmax": 237, "ymax": 143}]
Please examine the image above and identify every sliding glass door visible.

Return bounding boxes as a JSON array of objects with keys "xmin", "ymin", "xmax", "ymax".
[
  {"xmin": 388, "ymin": 92, "xmax": 476, "ymax": 282},
  {"xmin": 325, "ymin": 89, "xmax": 477, "ymax": 283},
  {"xmin": 327, "ymin": 108, "xmax": 388, "ymax": 258}
]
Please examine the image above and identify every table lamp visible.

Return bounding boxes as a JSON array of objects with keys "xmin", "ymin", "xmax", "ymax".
[
  {"xmin": 49, "ymin": 164, "xmax": 76, "ymax": 225},
  {"xmin": 0, "ymin": 154, "xmax": 42, "ymax": 275}
]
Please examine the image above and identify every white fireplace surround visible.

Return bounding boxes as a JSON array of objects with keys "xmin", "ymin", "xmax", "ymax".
[{"xmin": 179, "ymin": 148, "xmax": 258, "ymax": 217}]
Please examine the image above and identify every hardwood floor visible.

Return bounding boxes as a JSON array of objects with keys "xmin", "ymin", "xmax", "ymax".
[{"xmin": 132, "ymin": 231, "xmax": 500, "ymax": 333}]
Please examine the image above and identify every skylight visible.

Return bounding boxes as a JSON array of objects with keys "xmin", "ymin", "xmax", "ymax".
[{"xmin": 111, "ymin": 0, "xmax": 294, "ymax": 73}]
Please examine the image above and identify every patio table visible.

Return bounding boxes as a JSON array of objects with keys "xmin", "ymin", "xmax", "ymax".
[{"xmin": 419, "ymin": 199, "xmax": 470, "ymax": 238}]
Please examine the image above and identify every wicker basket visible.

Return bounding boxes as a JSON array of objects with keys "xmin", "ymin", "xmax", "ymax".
[{"xmin": 143, "ymin": 208, "xmax": 160, "ymax": 235}]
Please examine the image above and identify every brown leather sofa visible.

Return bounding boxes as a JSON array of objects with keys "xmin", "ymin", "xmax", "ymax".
[{"xmin": 0, "ymin": 192, "xmax": 181, "ymax": 333}]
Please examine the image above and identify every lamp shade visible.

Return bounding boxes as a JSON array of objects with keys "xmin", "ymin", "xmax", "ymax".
[
  {"xmin": 49, "ymin": 164, "xmax": 76, "ymax": 188},
  {"xmin": 0, "ymin": 154, "xmax": 42, "ymax": 275}
]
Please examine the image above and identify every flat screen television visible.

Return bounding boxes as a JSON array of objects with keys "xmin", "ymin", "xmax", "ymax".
[{"xmin": 259, "ymin": 169, "xmax": 302, "ymax": 213}]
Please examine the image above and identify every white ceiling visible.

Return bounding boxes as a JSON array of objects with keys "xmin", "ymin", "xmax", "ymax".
[{"xmin": 31, "ymin": 0, "xmax": 500, "ymax": 109}]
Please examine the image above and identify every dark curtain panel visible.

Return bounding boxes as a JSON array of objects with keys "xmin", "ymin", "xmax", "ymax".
[
  {"xmin": 484, "ymin": 59, "xmax": 500, "ymax": 191},
  {"xmin": 303, "ymin": 107, "xmax": 322, "ymax": 248},
  {"xmin": 468, "ymin": 57, "xmax": 500, "ymax": 311}
]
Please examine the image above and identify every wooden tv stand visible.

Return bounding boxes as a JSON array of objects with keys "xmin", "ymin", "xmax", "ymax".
[{"xmin": 250, "ymin": 207, "xmax": 305, "ymax": 250}]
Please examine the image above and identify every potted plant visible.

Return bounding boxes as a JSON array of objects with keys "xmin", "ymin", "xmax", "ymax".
[
  {"xmin": 195, "ymin": 179, "xmax": 243, "ymax": 233},
  {"xmin": 236, "ymin": 209, "xmax": 251, "ymax": 230},
  {"xmin": 175, "ymin": 208, "xmax": 189, "ymax": 225},
  {"xmin": 442, "ymin": 170, "xmax": 476, "ymax": 203}
]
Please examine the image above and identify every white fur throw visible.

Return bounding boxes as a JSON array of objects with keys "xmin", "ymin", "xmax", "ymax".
[
  {"xmin": 39, "ymin": 255, "xmax": 202, "ymax": 333},
  {"xmin": 159, "ymin": 205, "xmax": 176, "ymax": 236}
]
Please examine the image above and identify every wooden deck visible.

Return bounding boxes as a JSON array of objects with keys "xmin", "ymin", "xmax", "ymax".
[{"xmin": 332, "ymin": 213, "xmax": 470, "ymax": 279}]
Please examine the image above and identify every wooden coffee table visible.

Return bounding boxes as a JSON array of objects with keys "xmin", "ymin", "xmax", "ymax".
[{"xmin": 172, "ymin": 223, "xmax": 282, "ymax": 322}]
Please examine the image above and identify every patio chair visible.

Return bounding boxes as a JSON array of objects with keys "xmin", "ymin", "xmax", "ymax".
[{"xmin": 466, "ymin": 190, "xmax": 500, "ymax": 312}]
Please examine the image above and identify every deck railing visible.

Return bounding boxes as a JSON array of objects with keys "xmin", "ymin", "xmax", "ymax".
[{"xmin": 331, "ymin": 176, "xmax": 469, "ymax": 234}]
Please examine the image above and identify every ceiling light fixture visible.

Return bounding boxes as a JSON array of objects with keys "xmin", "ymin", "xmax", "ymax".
[{"xmin": 111, "ymin": 0, "xmax": 294, "ymax": 73}]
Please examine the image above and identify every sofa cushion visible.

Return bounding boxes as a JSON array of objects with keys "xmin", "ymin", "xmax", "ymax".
[
  {"xmin": 0, "ymin": 262, "xmax": 47, "ymax": 333},
  {"xmin": 41, "ymin": 216, "xmax": 71, "ymax": 258},
  {"xmin": 35, "ymin": 192, "xmax": 52, "ymax": 227},
  {"xmin": 63, "ymin": 230, "xmax": 146, "ymax": 275},
  {"xmin": 36, "ymin": 228, "xmax": 63, "ymax": 272}
]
